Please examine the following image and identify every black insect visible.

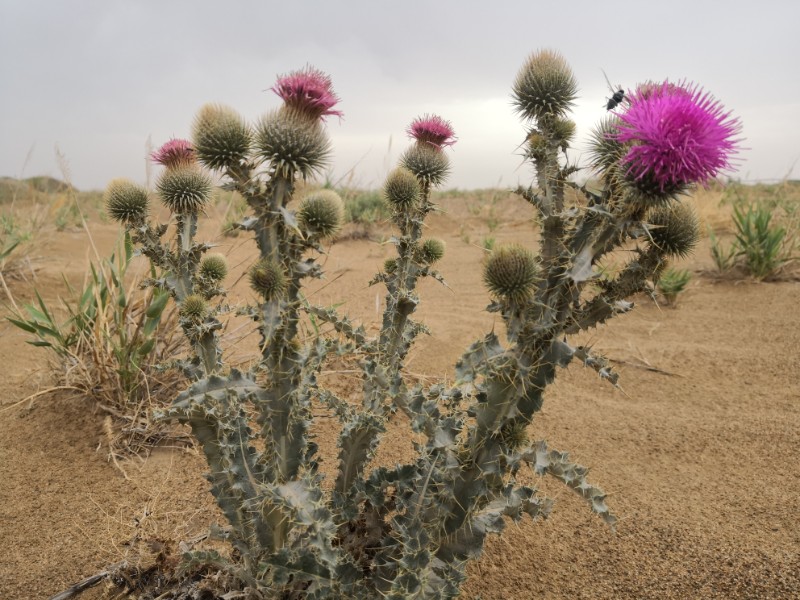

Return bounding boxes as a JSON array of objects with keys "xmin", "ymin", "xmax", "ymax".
[{"xmin": 602, "ymin": 69, "xmax": 625, "ymax": 111}]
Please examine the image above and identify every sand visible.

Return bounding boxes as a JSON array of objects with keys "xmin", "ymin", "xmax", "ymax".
[{"xmin": 1, "ymin": 192, "xmax": 798, "ymax": 599}]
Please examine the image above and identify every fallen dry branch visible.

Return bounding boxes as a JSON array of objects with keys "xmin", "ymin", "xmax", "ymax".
[{"xmin": 48, "ymin": 561, "xmax": 125, "ymax": 600}]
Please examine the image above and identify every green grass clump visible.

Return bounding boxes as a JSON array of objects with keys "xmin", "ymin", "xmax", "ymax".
[
  {"xmin": 342, "ymin": 189, "xmax": 389, "ymax": 224},
  {"xmin": 657, "ymin": 268, "xmax": 692, "ymax": 306},
  {"xmin": 7, "ymin": 235, "xmax": 184, "ymax": 454},
  {"xmin": 731, "ymin": 203, "xmax": 794, "ymax": 279}
]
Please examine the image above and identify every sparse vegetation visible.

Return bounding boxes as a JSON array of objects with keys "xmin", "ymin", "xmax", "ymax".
[
  {"xmin": 707, "ymin": 186, "xmax": 797, "ymax": 279},
  {"xmin": 657, "ymin": 267, "xmax": 692, "ymax": 305},
  {"xmin": 342, "ymin": 188, "xmax": 390, "ymax": 224},
  {"xmin": 7, "ymin": 235, "xmax": 186, "ymax": 456},
  {"xmin": 731, "ymin": 203, "xmax": 794, "ymax": 279}
]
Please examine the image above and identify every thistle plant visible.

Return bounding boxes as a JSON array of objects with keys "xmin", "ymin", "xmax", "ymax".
[{"xmin": 97, "ymin": 54, "xmax": 739, "ymax": 599}]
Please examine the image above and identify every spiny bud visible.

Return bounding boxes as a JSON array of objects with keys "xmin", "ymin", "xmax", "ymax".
[
  {"xmin": 483, "ymin": 244, "xmax": 539, "ymax": 302},
  {"xmin": 383, "ymin": 167, "xmax": 421, "ymax": 209},
  {"xmin": 156, "ymin": 165, "xmax": 213, "ymax": 214},
  {"xmin": 499, "ymin": 420, "xmax": 529, "ymax": 451},
  {"xmin": 400, "ymin": 144, "xmax": 450, "ymax": 188},
  {"xmin": 588, "ymin": 116, "xmax": 626, "ymax": 175},
  {"xmin": 104, "ymin": 179, "xmax": 149, "ymax": 225},
  {"xmin": 179, "ymin": 294, "xmax": 208, "ymax": 321},
  {"xmin": 248, "ymin": 259, "xmax": 287, "ymax": 300},
  {"xmin": 297, "ymin": 189, "xmax": 344, "ymax": 240},
  {"xmin": 199, "ymin": 254, "xmax": 228, "ymax": 282},
  {"xmin": 417, "ymin": 238, "xmax": 445, "ymax": 265},
  {"xmin": 546, "ymin": 116, "xmax": 576, "ymax": 149},
  {"xmin": 646, "ymin": 202, "xmax": 700, "ymax": 259},
  {"xmin": 384, "ymin": 258, "xmax": 397, "ymax": 273},
  {"xmin": 193, "ymin": 104, "xmax": 252, "ymax": 170},
  {"xmin": 512, "ymin": 49, "xmax": 577, "ymax": 121},
  {"xmin": 526, "ymin": 131, "xmax": 549, "ymax": 160},
  {"xmin": 255, "ymin": 109, "xmax": 331, "ymax": 180}
]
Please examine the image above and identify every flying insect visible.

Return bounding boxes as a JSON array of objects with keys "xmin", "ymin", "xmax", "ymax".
[{"xmin": 602, "ymin": 69, "xmax": 625, "ymax": 110}]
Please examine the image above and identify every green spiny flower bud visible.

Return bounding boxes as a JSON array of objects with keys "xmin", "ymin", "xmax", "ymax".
[
  {"xmin": 297, "ymin": 189, "xmax": 344, "ymax": 240},
  {"xmin": 512, "ymin": 49, "xmax": 577, "ymax": 121},
  {"xmin": 192, "ymin": 104, "xmax": 252, "ymax": 170},
  {"xmin": 180, "ymin": 294, "xmax": 208, "ymax": 321},
  {"xmin": 546, "ymin": 116, "xmax": 577, "ymax": 149},
  {"xmin": 499, "ymin": 420, "xmax": 529, "ymax": 451},
  {"xmin": 588, "ymin": 116, "xmax": 626, "ymax": 175},
  {"xmin": 384, "ymin": 258, "xmax": 397, "ymax": 273},
  {"xmin": 104, "ymin": 178, "xmax": 149, "ymax": 224},
  {"xmin": 255, "ymin": 109, "xmax": 331, "ymax": 180},
  {"xmin": 483, "ymin": 244, "xmax": 539, "ymax": 302},
  {"xmin": 588, "ymin": 116, "xmax": 637, "ymax": 196},
  {"xmin": 647, "ymin": 202, "xmax": 700, "ymax": 259},
  {"xmin": 400, "ymin": 144, "xmax": 450, "ymax": 188},
  {"xmin": 248, "ymin": 258, "xmax": 287, "ymax": 300},
  {"xmin": 526, "ymin": 131, "xmax": 549, "ymax": 160},
  {"xmin": 156, "ymin": 165, "xmax": 213, "ymax": 214},
  {"xmin": 383, "ymin": 167, "xmax": 421, "ymax": 209},
  {"xmin": 418, "ymin": 238, "xmax": 445, "ymax": 265},
  {"xmin": 199, "ymin": 254, "xmax": 228, "ymax": 282}
]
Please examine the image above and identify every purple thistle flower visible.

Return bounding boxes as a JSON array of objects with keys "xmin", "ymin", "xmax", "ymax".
[
  {"xmin": 151, "ymin": 138, "xmax": 195, "ymax": 169},
  {"xmin": 407, "ymin": 114, "xmax": 457, "ymax": 150},
  {"xmin": 271, "ymin": 66, "xmax": 342, "ymax": 121},
  {"xmin": 615, "ymin": 81, "xmax": 741, "ymax": 191}
]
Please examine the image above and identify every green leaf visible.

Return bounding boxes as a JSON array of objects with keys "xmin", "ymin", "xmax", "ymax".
[
  {"xmin": 6, "ymin": 316, "xmax": 38, "ymax": 334},
  {"xmin": 137, "ymin": 338, "xmax": 156, "ymax": 356},
  {"xmin": 145, "ymin": 289, "xmax": 170, "ymax": 319}
]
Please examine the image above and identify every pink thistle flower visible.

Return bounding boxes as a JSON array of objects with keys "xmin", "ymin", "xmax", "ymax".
[
  {"xmin": 151, "ymin": 138, "xmax": 195, "ymax": 169},
  {"xmin": 271, "ymin": 66, "xmax": 342, "ymax": 121},
  {"xmin": 407, "ymin": 114, "xmax": 457, "ymax": 150},
  {"xmin": 615, "ymin": 81, "xmax": 741, "ymax": 191}
]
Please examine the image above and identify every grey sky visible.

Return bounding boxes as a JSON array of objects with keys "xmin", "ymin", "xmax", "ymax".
[{"xmin": 2, "ymin": 0, "xmax": 798, "ymax": 191}]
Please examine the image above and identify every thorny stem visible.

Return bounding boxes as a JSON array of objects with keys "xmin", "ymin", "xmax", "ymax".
[{"xmin": 173, "ymin": 212, "xmax": 197, "ymax": 301}]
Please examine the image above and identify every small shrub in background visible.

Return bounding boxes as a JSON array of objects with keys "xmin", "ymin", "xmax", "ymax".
[
  {"xmin": 732, "ymin": 203, "xmax": 793, "ymax": 279},
  {"xmin": 656, "ymin": 268, "xmax": 692, "ymax": 306},
  {"xmin": 342, "ymin": 189, "xmax": 390, "ymax": 225},
  {"xmin": 708, "ymin": 202, "xmax": 795, "ymax": 279},
  {"xmin": 709, "ymin": 227, "xmax": 738, "ymax": 272},
  {"xmin": 0, "ymin": 218, "xmax": 24, "ymax": 275}
]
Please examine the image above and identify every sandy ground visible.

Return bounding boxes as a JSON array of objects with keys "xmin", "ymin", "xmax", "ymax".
[{"xmin": 1, "ymin": 192, "xmax": 798, "ymax": 599}]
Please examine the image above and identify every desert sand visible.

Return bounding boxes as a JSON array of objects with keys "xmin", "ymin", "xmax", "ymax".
[{"xmin": 1, "ymin": 191, "xmax": 798, "ymax": 599}]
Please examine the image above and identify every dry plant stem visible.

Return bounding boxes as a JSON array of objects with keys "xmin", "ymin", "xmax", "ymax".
[{"xmin": 48, "ymin": 563, "xmax": 125, "ymax": 600}]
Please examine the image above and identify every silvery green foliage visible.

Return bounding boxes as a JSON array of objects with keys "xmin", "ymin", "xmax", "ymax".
[{"xmin": 107, "ymin": 56, "xmax": 705, "ymax": 598}]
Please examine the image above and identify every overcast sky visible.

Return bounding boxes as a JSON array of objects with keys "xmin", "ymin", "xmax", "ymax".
[{"xmin": 2, "ymin": 0, "xmax": 798, "ymax": 191}]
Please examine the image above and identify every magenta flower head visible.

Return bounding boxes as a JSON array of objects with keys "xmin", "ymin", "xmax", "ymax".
[
  {"xmin": 407, "ymin": 114, "xmax": 457, "ymax": 150},
  {"xmin": 615, "ymin": 81, "xmax": 741, "ymax": 192},
  {"xmin": 271, "ymin": 66, "xmax": 342, "ymax": 122},
  {"xmin": 151, "ymin": 138, "xmax": 195, "ymax": 169}
]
